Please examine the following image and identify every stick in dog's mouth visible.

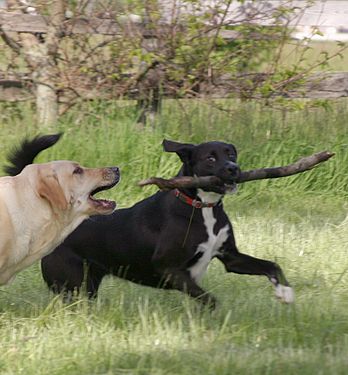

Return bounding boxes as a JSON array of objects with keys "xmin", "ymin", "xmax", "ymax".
[{"xmin": 138, "ymin": 150, "xmax": 334, "ymax": 191}]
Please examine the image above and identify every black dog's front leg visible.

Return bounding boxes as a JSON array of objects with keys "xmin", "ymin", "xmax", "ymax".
[
  {"xmin": 162, "ymin": 268, "xmax": 217, "ymax": 308},
  {"xmin": 218, "ymin": 240, "xmax": 294, "ymax": 303},
  {"xmin": 152, "ymin": 243, "xmax": 217, "ymax": 308}
]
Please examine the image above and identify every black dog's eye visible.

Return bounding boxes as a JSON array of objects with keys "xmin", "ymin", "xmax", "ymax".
[
  {"xmin": 73, "ymin": 166, "xmax": 83, "ymax": 175},
  {"xmin": 228, "ymin": 154, "xmax": 236, "ymax": 161},
  {"xmin": 207, "ymin": 156, "xmax": 216, "ymax": 163}
]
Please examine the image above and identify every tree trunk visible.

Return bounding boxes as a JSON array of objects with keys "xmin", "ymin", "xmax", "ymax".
[
  {"xmin": 36, "ymin": 80, "xmax": 58, "ymax": 126},
  {"xmin": 36, "ymin": 0, "xmax": 65, "ymax": 126},
  {"xmin": 18, "ymin": 33, "xmax": 59, "ymax": 127},
  {"xmin": 8, "ymin": 0, "xmax": 66, "ymax": 127}
]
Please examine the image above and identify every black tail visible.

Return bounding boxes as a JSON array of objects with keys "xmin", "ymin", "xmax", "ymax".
[{"xmin": 4, "ymin": 133, "xmax": 63, "ymax": 176}]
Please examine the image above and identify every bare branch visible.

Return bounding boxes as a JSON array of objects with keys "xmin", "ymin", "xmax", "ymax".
[
  {"xmin": 138, "ymin": 151, "xmax": 335, "ymax": 190},
  {"xmin": 0, "ymin": 29, "xmax": 21, "ymax": 53},
  {"xmin": 237, "ymin": 151, "xmax": 334, "ymax": 182}
]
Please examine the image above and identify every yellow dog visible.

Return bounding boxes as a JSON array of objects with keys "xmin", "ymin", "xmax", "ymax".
[{"xmin": 0, "ymin": 134, "xmax": 119, "ymax": 285}]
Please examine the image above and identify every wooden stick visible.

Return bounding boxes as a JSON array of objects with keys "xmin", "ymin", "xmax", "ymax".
[{"xmin": 138, "ymin": 151, "xmax": 335, "ymax": 190}]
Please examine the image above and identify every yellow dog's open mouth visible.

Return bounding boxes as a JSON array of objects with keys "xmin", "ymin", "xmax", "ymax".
[{"xmin": 88, "ymin": 172, "xmax": 120, "ymax": 212}]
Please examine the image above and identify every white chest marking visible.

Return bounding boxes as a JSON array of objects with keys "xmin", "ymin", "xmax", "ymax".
[{"xmin": 188, "ymin": 206, "xmax": 229, "ymax": 283}]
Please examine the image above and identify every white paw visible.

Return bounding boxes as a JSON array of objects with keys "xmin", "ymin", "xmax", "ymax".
[{"xmin": 275, "ymin": 285, "xmax": 295, "ymax": 304}]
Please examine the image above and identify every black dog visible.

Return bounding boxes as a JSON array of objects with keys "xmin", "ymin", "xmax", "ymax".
[{"xmin": 40, "ymin": 140, "xmax": 294, "ymax": 307}]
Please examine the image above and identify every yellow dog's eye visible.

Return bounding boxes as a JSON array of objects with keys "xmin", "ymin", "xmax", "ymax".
[{"xmin": 73, "ymin": 166, "xmax": 83, "ymax": 175}]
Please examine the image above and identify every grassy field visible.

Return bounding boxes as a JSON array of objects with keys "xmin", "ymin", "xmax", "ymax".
[{"xmin": 1, "ymin": 100, "xmax": 348, "ymax": 374}]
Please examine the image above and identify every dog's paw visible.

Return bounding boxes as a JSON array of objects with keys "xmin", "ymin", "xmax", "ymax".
[{"xmin": 275, "ymin": 285, "xmax": 295, "ymax": 304}]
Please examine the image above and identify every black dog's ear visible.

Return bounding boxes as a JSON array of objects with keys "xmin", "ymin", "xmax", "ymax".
[{"xmin": 162, "ymin": 139, "xmax": 194, "ymax": 163}]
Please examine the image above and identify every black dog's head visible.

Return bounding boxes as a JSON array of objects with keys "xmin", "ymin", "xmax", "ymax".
[{"xmin": 163, "ymin": 139, "xmax": 240, "ymax": 195}]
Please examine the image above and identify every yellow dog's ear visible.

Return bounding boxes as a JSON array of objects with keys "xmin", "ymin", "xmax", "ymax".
[{"xmin": 37, "ymin": 172, "xmax": 68, "ymax": 211}]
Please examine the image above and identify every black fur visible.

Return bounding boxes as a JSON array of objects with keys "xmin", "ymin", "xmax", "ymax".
[{"xmin": 4, "ymin": 133, "xmax": 62, "ymax": 176}]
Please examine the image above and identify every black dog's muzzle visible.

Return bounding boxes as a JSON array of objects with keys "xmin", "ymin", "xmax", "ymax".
[{"xmin": 223, "ymin": 161, "xmax": 241, "ymax": 182}]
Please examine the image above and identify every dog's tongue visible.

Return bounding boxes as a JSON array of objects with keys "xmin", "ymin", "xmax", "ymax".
[{"xmin": 100, "ymin": 199, "xmax": 116, "ymax": 209}]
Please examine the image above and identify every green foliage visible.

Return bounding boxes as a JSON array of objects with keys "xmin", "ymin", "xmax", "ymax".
[{"xmin": 3, "ymin": 0, "xmax": 346, "ymax": 120}]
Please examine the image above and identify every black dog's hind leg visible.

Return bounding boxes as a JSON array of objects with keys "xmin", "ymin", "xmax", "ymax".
[
  {"xmin": 85, "ymin": 262, "xmax": 107, "ymax": 298},
  {"xmin": 41, "ymin": 246, "xmax": 85, "ymax": 300},
  {"xmin": 41, "ymin": 246, "xmax": 106, "ymax": 300},
  {"xmin": 218, "ymin": 241, "xmax": 294, "ymax": 303}
]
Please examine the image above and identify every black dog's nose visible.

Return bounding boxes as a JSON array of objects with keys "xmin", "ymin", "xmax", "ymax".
[{"xmin": 226, "ymin": 162, "xmax": 240, "ymax": 178}]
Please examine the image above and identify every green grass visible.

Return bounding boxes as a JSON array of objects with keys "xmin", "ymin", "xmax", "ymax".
[
  {"xmin": 280, "ymin": 41, "xmax": 348, "ymax": 72},
  {"xmin": 1, "ymin": 99, "xmax": 348, "ymax": 374}
]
